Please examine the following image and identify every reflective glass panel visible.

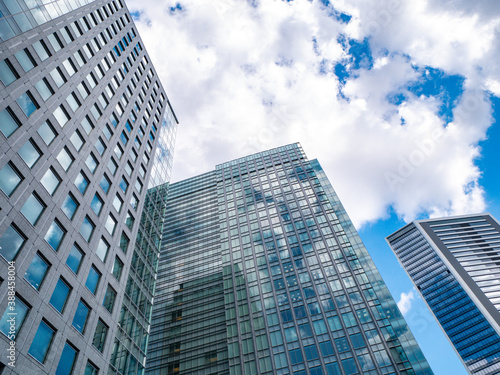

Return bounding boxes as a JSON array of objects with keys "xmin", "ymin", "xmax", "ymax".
[
  {"xmin": 72, "ymin": 300, "xmax": 89, "ymax": 333},
  {"xmin": 86, "ymin": 266, "xmax": 100, "ymax": 294},
  {"xmin": 20, "ymin": 193, "xmax": 45, "ymax": 225},
  {"xmin": 27, "ymin": 321, "xmax": 55, "ymax": 363},
  {"xmin": 66, "ymin": 244, "xmax": 83, "ymax": 274},
  {"xmin": 0, "ymin": 297, "xmax": 29, "ymax": 339},
  {"xmin": 24, "ymin": 253, "xmax": 49, "ymax": 290},
  {"xmin": 49, "ymin": 278, "xmax": 71, "ymax": 312},
  {"xmin": 40, "ymin": 168, "xmax": 60, "ymax": 195},
  {"xmin": 79, "ymin": 216, "xmax": 94, "ymax": 242},
  {"xmin": 0, "ymin": 108, "xmax": 19, "ymax": 137},
  {"xmin": 61, "ymin": 194, "xmax": 79, "ymax": 219},
  {"xmin": 44, "ymin": 221, "xmax": 65, "ymax": 251},
  {"xmin": 18, "ymin": 139, "xmax": 41, "ymax": 168},
  {"xmin": 16, "ymin": 92, "xmax": 38, "ymax": 117},
  {"xmin": 37, "ymin": 121, "xmax": 56, "ymax": 145},
  {"xmin": 0, "ymin": 163, "xmax": 22, "ymax": 196},
  {"xmin": 55, "ymin": 343, "xmax": 78, "ymax": 375},
  {"xmin": 75, "ymin": 171, "xmax": 89, "ymax": 194},
  {"xmin": 0, "ymin": 225, "xmax": 25, "ymax": 261}
]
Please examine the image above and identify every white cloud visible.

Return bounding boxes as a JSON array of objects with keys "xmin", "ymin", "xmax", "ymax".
[
  {"xmin": 126, "ymin": 0, "xmax": 500, "ymax": 227},
  {"xmin": 398, "ymin": 290, "xmax": 416, "ymax": 316}
]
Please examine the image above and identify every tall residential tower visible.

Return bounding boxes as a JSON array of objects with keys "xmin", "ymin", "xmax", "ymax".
[
  {"xmin": 146, "ymin": 144, "xmax": 432, "ymax": 375},
  {"xmin": 387, "ymin": 214, "xmax": 500, "ymax": 375},
  {"xmin": 0, "ymin": 0, "xmax": 178, "ymax": 373}
]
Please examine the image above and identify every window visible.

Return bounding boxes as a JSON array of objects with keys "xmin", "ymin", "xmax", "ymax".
[
  {"xmin": 18, "ymin": 139, "xmax": 41, "ymax": 167},
  {"xmin": 289, "ymin": 348, "xmax": 303, "ymax": 365},
  {"xmin": 100, "ymin": 174, "xmax": 111, "ymax": 193},
  {"xmin": 15, "ymin": 49, "xmax": 35, "ymax": 72},
  {"xmin": 20, "ymin": 193, "xmax": 45, "ymax": 225},
  {"xmin": 84, "ymin": 362, "xmax": 99, "ymax": 375},
  {"xmin": 35, "ymin": 78, "xmax": 53, "ymax": 101},
  {"xmin": 320, "ymin": 341, "xmax": 335, "ymax": 357},
  {"xmin": 95, "ymin": 137, "xmax": 106, "ymax": 155},
  {"xmin": 105, "ymin": 214, "xmax": 117, "ymax": 235},
  {"xmin": 81, "ymin": 116, "xmax": 94, "ymax": 134},
  {"xmin": 112, "ymin": 257, "xmax": 123, "ymax": 280},
  {"xmin": 55, "ymin": 342, "xmax": 78, "ymax": 375},
  {"xmin": 53, "ymin": 106, "xmax": 70, "ymax": 127},
  {"xmin": 24, "ymin": 252, "xmax": 49, "ymax": 290},
  {"xmin": 125, "ymin": 211, "xmax": 134, "ymax": 229},
  {"xmin": 119, "ymin": 232, "xmax": 129, "ymax": 253},
  {"xmin": 75, "ymin": 171, "xmax": 89, "ymax": 194},
  {"xmin": 90, "ymin": 194, "xmax": 103, "ymax": 215},
  {"xmin": 85, "ymin": 153, "xmax": 98, "ymax": 173},
  {"xmin": 80, "ymin": 216, "xmax": 95, "ymax": 242},
  {"xmin": 40, "ymin": 168, "xmax": 61, "ymax": 195},
  {"xmin": 66, "ymin": 244, "xmax": 84, "ymax": 274},
  {"xmin": 38, "ymin": 121, "xmax": 57, "ymax": 145},
  {"xmin": 304, "ymin": 344, "xmax": 319, "ymax": 360},
  {"xmin": 57, "ymin": 147, "xmax": 74, "ymax": 171},
  {"xmin": 96, "ymin": 238, "xmax": 109, "ymax": 262},
  {"xmin": 0, "ymin": 107, "xmax": 21, "ymax": 138},
  {"xmin": 0, "ymin": 59, "xmax": 18, "ymax": 86},
  {"xmin": 45, "ymin": 220, "xmax": 66, "ymax": 251},
  {"xmin": 66, "ymin": 92, "xmax": 80, "ymax": 112},
  {"xmin": 341, "ymin": 358, "xmax": 358, "ymax": 375},
  {"xmin": 130, "ymin": 194, "xmax": 139, "ymax": 210},
  {"xmin": 113, "ymin": 194, "xmax": 123, "ymax": 212},
  {"xmin": 86, "ymin": 266, "xmax": 101, "ymax": 294},
  {"xmin": 107, "ymin": 157, "xmax": 118, "ymax": 175},
  {"xmin": 70, "ymin": 129, "xmax": 85, "ymax": 151},
  {"xmin": 102, "ymin": 285, "xmax": 116, "ymax": 313},
  {"xmin": 0, "ymin": 224, "xmax": 26, "ymax": 261},
  {"xmin": 27, "ymin": 321, "xmax": 55, "ymax": 363},
  {"xmin": 72, "ymin": 300, "xmax": 90, "ymax": 333},
  {"xmin": 32, "ymin": 40, "xmax": 50, "ymax": 61},
  {"xmin": 0, "ymin": 163, "xmax": 22, "ymax": 196},
  {"xmin": 50, "ymin": 67, "xmax": 66, "ymax": 87},
  {"xmin": 61, "ymin": 194, "xmax": 79, "ymax": 219},
  {"xmin": 92, "ymin": 320, "xmax": 108, "ymax": 352},
  {"xmin": 16, "ymin": 92, "xmax": 38, "ymax": 117},
  {"xmin": 0, "ymin": 297, "xmax": 29, "ymax": 339}
]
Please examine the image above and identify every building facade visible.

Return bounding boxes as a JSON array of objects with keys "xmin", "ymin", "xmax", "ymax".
[
  {"xmin": 386, "ymin": 214, "xmax": 500, "ymax": 375},
  {"xmin": 0, "ymin": 0, "xmax": 178, "ymax": 373},
  {"xmin": 146, "ymin": 144, "xmax": 432, "ymax": 375}
]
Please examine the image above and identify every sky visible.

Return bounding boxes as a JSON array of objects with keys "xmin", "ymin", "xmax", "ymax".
[{"xmin": 126, "ymin": 0, "xmax": 500, "ymax": 373}]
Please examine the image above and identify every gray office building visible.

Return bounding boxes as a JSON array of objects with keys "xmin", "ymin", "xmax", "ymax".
[
  {"xmin": 146, "ymin": 144, "xmax": 432, "ymax": 375},
  {"xmin": 387, "ymin": 214, "xmax": 500, "ymax": 375},
  {"xmin": 0, "ymin": 0, "xmax": 178, "ymax": 373}
]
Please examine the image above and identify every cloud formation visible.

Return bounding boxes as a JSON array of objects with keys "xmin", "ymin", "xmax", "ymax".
[
  {"xmin": 126, "ymin": 0, "xmax": 500, "ymax": 227},
  {"xmin": 398, "ymin": 289, "xmax": 416, "ymax": 316}
]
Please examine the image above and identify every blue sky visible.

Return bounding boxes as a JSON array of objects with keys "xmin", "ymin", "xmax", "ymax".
[{"xmin": 127, "ymin": 0, "xmax": 500, "ymax": 373}]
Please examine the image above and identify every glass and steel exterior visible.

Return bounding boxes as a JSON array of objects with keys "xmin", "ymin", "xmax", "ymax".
[
  {"xmin": 147, "ymin": 143, "xmax": 432, "ymax": 375},
  {"xmin": 387, "ymin": 214, "xmax": 500, "ymax": 375},
  {"xmin": 0, "ymin": 0, "xmax": 178, "ymax": 373}
]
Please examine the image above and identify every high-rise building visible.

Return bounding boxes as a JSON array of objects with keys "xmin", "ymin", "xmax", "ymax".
[
  {"xmin": 386, "ymin": 214, "xmax": 500, "ymax": 375},
  {"xmin": 146, "ymin": 144, "xmax": 432, "ymax": 375},
  {"xmin": 0, "ymin": 0, "xmax": 178, "ymax": 373}
]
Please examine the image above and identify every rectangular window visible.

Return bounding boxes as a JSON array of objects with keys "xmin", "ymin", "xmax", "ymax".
[
  {"xmin": 40, "ymin": 167, "xmax": 61, "ymax": 195},
  {"xmin": 0, "ymin": 107, "xmax": 20, "ymax": 138},
  {"xmin": 92, "ymin": 319, "xmax": 108, "ymax": 352},
  {"xmin": 0, "ymin": 59, "xmax": 18, "ymax": 86},
  {"xmin": 102, "ymin": 285, "xmax": 116, "ymax": 313},
  {"xmin": 55, "ymin": 342, "xmax": 78, "ymax": 375},
  {"xmin": 18, "ymin": 139, "xmax": 42, "ymax": 168},
  {"xmin": 37, "ymin": 121, "xmax": 57, "ymax": 145},
  {"xmin": 61, "ymin": 193, "xmax": 79, "ymax": 220},
  {"xmin": 80, "ymin": 216, "xmax": 95, "ymax": 242},
  {"xmin": 24, "ymin": 252, "xmax": 50, "ymax": 290},
  {"xmin": 0, "ymin": 163, "xmax": 22, "ymax": 196},
  {"xmin": 112, "ymin": 257, "xmax": 123, "ymax": 280},
  {"xmin": 20, "ymin": 193, "xmax": 45, "ymax": 225},
  {"xmin": 72, "ymin": 300, "xmax": 90, "ymax": 333},
  {"xmin": 96, "ymin": 238, "xmax": 109, "ymax": 262},
  {"xmin": 45, "ymin": 220, "xmax": 66, "ymax": 251},
  {"xmin": 27, "ymin": 321, "xmax": 55, "ymax": 363},
  {"xmin": 65, "ymin": 243, "xmax": 84, "ymax": 274},
  {"xmin": 57, "ymin": 147, "xmax": 74, "ymax": 171},
  {"xmin": 75, "ymin": 171, "xmax": 89, "ymax": 194},
  {"xmin": 86, "ymin": 266, "xmax": 101, "ymax": 294},
  {"xmin": 0, "ymin": 224, "xmax": 26, "ymax": 261}
]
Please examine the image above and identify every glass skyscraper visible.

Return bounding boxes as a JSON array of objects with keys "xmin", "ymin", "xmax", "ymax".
[
  {"xmin": 387, "ymin": 214, "xmax": 500, "ymax": 375},
  {"xmin": 0, "ymin": 0, "xmax": 178, "ymax": 373},
  {"xmin": 147, "ymin": 144, "xmax": 432, "ymax": 375}
]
